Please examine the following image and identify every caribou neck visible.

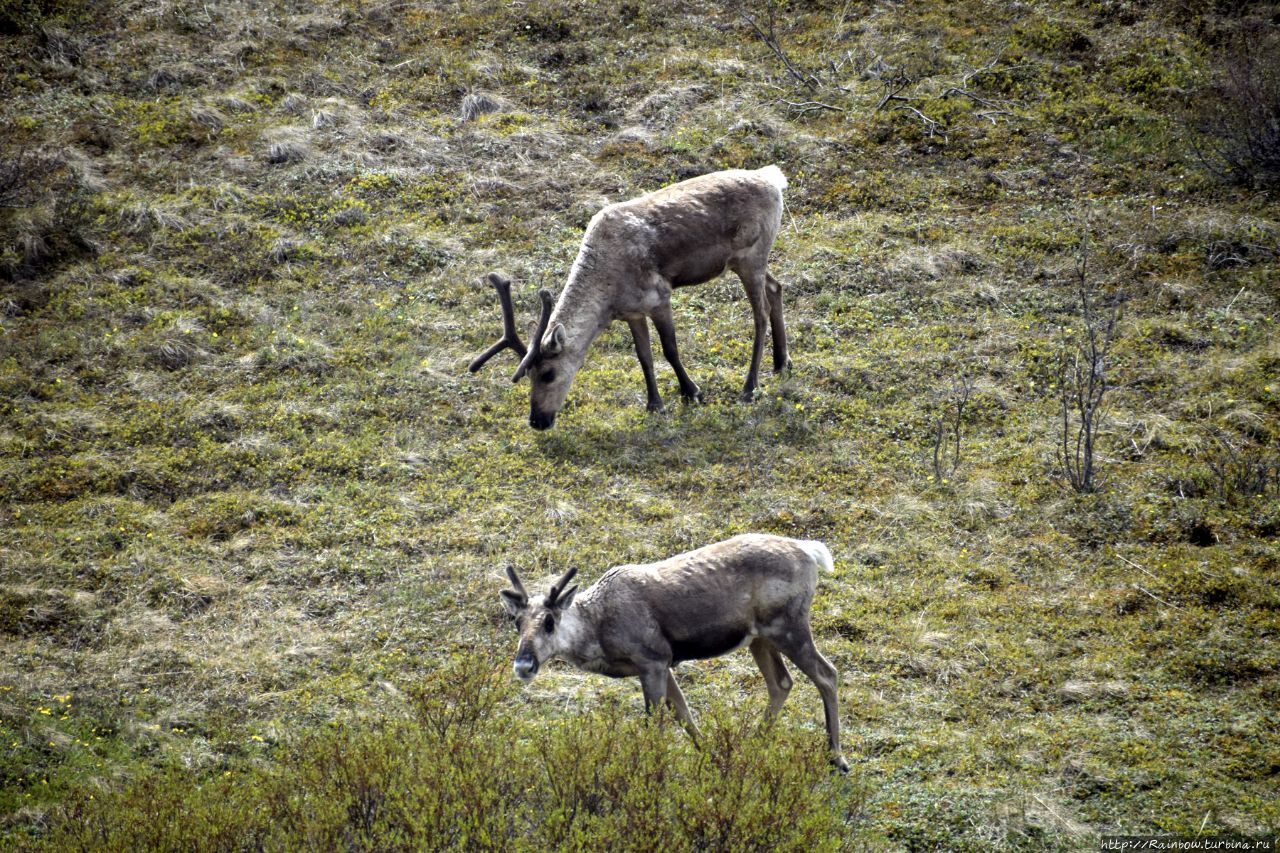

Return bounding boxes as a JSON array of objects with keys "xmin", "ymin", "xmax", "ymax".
[
  {"xmin": 548, "ymin": 596, "xmax": 607, "ymax": 671},
  {"xmin": 549, "ymin": 252, "xmax": 615, "ymax": 364}
]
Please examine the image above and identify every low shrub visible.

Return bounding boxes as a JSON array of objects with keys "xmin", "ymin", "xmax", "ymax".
[
  {"xmin": 33, "ymin": 652, "xmax": 866, "ymax": 850},
  {"xmin": 1189, "ymin": 20, "xmax": 1280, "ymax": 188},
  {"xmin": 0, "ymin": 150, "xmax": 97, "ymax": 283},
  {"xmin": 0, "ymin": 0, "xmax": 98, "ymax": 33}
]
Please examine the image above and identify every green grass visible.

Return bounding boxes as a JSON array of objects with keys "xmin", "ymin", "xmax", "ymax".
[{"xmin": 2, "ymin": 0, "xmax": 1279, "ymax": 848}]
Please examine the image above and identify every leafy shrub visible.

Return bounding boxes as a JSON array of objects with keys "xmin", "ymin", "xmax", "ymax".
[
  {"xmin": 1168, "ymin": 433, "xmax": 1280, "ymax": 506},
  {"xmin": 35, "ymin": 652, "xmax": 866, "ymax": 850},
  {"xmin": 1201, "ymin": 435, "xmax": 1280, "ymax": 505},
  {"xmin": 170, "ymin": 490, "xmax": 298, "ymax": 540},
  {"xmin": 0, "ymin": 586, "xmax": 100, "ymax": 640},
  {"xmin": 0, "ymin": 0, "xmax": 97, "ymax": 32},
  {"xmin": 1190, "ymin": 20, "xmax": 1280, "ymax": 188},
  {"xmin": 0, "ymin": 149, "xmax": 97, "ymax": 282}
]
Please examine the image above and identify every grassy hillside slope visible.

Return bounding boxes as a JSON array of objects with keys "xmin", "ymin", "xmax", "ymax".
[{"xmin": 2, "ymin": 0, "xmax": 1278, "ymax": 848}]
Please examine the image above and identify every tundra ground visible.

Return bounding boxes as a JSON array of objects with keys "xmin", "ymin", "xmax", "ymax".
[{"xmin": 1, "ymin": 0, "xmax": 1278, "ymax": 848}]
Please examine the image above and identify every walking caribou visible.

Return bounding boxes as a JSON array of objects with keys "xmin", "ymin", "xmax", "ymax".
[
  {"xmin": 470, "ymin": 166, "xmax": 792, "ymax": 430},
  {"xmin": 499, "ymin": 533, "xmax": 849, "ymax": 771}
]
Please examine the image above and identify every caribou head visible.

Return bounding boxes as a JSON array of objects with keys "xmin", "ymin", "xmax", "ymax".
[
  {"xmin": 469, "ymin": 273, "xmax": 575, "ymax": 430},
  {"xmin": 499, "ymin": 564, "xmax": 579, "ymax": 680}
]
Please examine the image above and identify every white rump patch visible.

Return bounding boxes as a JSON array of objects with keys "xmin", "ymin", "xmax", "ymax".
[
  {"xmin": 758, "ymin": 164, "xmax": 788, "ymax": 192},
  {"xmin": 799, "ymin": 539, "xmax": 834, "ymax": 573}
]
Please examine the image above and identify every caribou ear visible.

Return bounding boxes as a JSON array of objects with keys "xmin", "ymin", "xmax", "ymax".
[
  {"xmin": 501, "ymin": 564, "xmax": 528, "ymax": 615},
  {"xmin": 500, "ymin": 589, "xmax": 526, "ymax": 615},
  {"xmin": 543, "ymin": 323, "xmax": 567, "ymax": 357},
  {"xmin": 553, "ymin": 583, "xmax": 578, "ymax": 611}
]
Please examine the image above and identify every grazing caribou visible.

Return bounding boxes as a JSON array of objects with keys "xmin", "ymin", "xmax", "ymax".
[
  {"xmin": 470, "ymin": 166, "xmax": 792, "ymax": 430},
  {"xmin": 499, "ymin": 533, "xmax": 848, "ymax": 771}
]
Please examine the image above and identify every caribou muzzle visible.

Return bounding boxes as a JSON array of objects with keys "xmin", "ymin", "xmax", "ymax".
[{"xmin": 513, "ymin": 651, "xmax": 539, "ymax": 680}]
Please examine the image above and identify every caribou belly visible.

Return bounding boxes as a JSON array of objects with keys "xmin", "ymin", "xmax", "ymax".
[{"xmin": 669, "ymin": 626, "xmax": 752, "ymax": 663}]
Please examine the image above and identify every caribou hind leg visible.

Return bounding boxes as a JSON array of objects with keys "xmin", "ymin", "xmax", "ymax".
[
  {"xmin": 734, "ymin": 265, "xmax": 772, "ymax": 402},
  {"xmin": 765, "ymin": 626, "xmax": 848, "ymax": 772},
  {"xmin": 765, "ymin": 272, "xmax": 790, "ymax": 375}
]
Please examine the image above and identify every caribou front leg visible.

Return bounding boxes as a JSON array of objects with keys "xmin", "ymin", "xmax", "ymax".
[
  {"xmin": 638, "ymin": 664, "xmax": 669, "ymax": 715},
  {"xmin": 651, "ymin": 304, "xmax": 703, "ymax": 404},
  {"xmin": 627, "ymin": 317, "xmax": 664, "ymax": 412},
  {"xmin": 665, "ymin": 669, "xmax": 701, "ymax": 744}
]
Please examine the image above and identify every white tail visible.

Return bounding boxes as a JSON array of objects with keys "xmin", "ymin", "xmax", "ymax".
[
  {"xmin": 801, "ymin": 539, "xmax": 834, "ymax": 574},
  {"xmin": 759, "ymin": 163, "xmax": 788, "ymax": 191}
]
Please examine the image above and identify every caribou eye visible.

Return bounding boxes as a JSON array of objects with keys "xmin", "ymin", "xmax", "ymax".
[
  {"xmin": 543, "ymin": 614, "xmax": 555, "ymax": 633},
  {"xmin": 539, "ymin": 368, "xmax": 556, "ymax": 383}
]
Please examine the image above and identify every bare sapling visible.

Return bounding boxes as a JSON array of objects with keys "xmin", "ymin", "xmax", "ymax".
[
  {"xmin": 1058, "ymin": 237, "xmax": 1121, "ymax": 494},
  {"xmin": 931, "ymin": 372, "xmax": 974, "ymax": 484}
]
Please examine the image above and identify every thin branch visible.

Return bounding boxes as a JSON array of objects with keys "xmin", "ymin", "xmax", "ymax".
[
  {"xmin": 781, "ymin": 99, "xmax": 846, "ymax": 116},
  {"xmin": 1132, "ymin": 584, "xmax": 1182, "ymax": 612},
  {"xmin": 743, "ymin": 9, "xmax": 820, "ymax": 92},
  {"xmin": 898, "ymin": 104, "xmax": 946, "ymax": 139},
  {"xmin": 874, "ymin": 73, "xmax": 947, "ymax": 140},
  {"xmin": 875, "ymin": 78, "xmax": 913, "ymax": 110},
  {"xmin": 940, "ymin": 86, "xmax": 1006, "ymax": 110}
]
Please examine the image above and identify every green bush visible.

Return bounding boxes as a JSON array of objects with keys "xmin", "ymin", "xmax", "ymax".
[
  {"xmin": 33, "ymin": 652, "xmax": 866, "ymax": 850},
  {"xmin": 0, "ymin": 151, "xmax": 97, "ymax": 283},
  {"xmin": 0, "ymin": 0, "xmax": 97, "ymax": 33},
  {"xmin": 1190, "ymin": 20, "xmax": 1280, "ymax": 188}
]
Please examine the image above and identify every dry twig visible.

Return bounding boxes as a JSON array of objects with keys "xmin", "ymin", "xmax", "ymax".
[{"xmin": 743, "ymin": 7, "xmax": 820, "ymax": 92}]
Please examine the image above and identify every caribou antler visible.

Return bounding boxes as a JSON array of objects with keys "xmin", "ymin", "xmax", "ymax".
[
  {"xmin": 512, "ymin": 288, "xmax": 554, "ymax": 383},
  {"xmin": 469, "ymin": 273, "xmax": 528, "ymax": 373},
  {"xmin": 501, "ymin": 564, "xmax": 528, "ymax": 610},
  {"xmin": 546, "ymin": 566, "xmax": 578, "ymax": 608}
]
